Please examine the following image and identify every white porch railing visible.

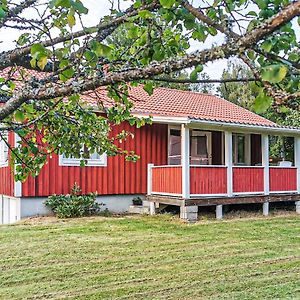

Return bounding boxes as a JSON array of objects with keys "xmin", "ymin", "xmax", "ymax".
[{"xmin": 147, "ymin": 164, "xmax": 299, "ymax": 199}]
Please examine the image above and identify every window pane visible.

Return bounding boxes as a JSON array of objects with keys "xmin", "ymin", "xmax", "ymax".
[
  {"xmin": 237, "ymin": 135, "xmax": 245, "ymax": 163},
  {"xmin": 90, "ymin": 152, "xmax": 102, "ymax": 160},
  {"xmin": 169, "ymin": 129, "xmax": 181, "ymax": 165}
]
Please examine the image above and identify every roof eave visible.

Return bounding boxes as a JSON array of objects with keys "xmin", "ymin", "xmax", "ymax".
[
  {"xmin": 188, "ymin": 118, "xmax": 300, "ymax": 136},
  {"xmin": 138, "ymin": 114, "xmax": 300, "ymax": 136}
]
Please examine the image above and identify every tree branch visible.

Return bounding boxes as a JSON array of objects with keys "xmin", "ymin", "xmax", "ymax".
[
  {"xmin": 0, "ymin": 1, "xmax": 299, "ymax": 121},
  {"xmin": 0, "ymin": 1, "xmax": 160, "ymax": 70},
  {"xmin": 150, "ymin": 76, "xmax": 257, "ymax": 84},
  {"xmin": 0, "ymin": 0, "xmax": 38, "ymax": 29}
]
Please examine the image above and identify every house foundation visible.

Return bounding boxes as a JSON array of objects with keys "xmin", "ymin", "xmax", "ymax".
[{"xmin": 147, "ymin": 194, "xmax": 300, "ymax": 220}]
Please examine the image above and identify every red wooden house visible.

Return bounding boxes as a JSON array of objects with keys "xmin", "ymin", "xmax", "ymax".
[{"xmin": 1, "ymin": 72, "xmax": 300, "ymax": 223}]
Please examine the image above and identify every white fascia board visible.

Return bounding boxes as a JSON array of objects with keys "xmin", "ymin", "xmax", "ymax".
[
  {"xmin": 188, "ymin": 119, "xmax": 300, "ymax": 136},
  {"xmin": 127, "ymin": 113, "xmax": 300, "ymax": 135},
  {"xmin": 133, "ymin": 114, "xmax": 189, "ymax": 124}
]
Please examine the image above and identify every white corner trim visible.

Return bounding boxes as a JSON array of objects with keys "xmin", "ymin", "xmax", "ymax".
[
  {"xmin": 14, "ymin": 133, "xmax": 22, "ymax": 197},
  {"xmin": 58, "ymin": 153, "xmax": 107, "ymax": 167},
  {"xmin": 0, "ymin": 130, "xmax": 8, "ymax": 168}
]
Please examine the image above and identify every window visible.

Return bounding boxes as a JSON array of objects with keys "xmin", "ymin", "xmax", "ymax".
[
  {"xmin": 59, "ymin": 147, "xmax": 107, "ymax": 167},
  {"xmin": 232, "ymin": 133, "xmax": 250, "ymax": 165},
  {"xmin": 168, "ymin": 129, "xmax": 181, "ymax": 165},
  {"xmin": 0, "ymin": 131, "xmax": 9, "ymax": 167},
  {"xmin": 190, "ymin": 130, "xmax": 212, "ymax": 165}
]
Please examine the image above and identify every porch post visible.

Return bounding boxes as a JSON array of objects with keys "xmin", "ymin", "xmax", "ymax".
[
  {"xmin": 147, "ymin": 163, "xmax": 154, "ymax": 195},
  {"xmin": 181, "ymin": 124, "xmax": 190, "ymax": 199},
  {"xmin": 294, "ymin": 136, "xmax": 300, "ymax": 194},
  {"xmin": 224, "ymin": 131, "xmax": 233, "ymax": 197},
  {"xmin": 261, "ymin": 134, "xmax": 269, "ymax": 195}
]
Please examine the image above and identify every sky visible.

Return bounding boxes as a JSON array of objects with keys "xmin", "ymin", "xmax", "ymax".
[{"xmin": 0, "ymin": 0, "xmax": 255, "ymax": 79}]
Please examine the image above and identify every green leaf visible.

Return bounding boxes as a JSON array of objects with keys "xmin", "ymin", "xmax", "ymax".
[
  {"xmin": 261, "ymin": 65, "xmax": 288, "ymax": 84},
  {"xmin": 256, "ymin": 0, "xmax": 267, "ymax": 9},
  {"xmin": 143, "ymin": 82, "xmax": 154, "ymax": 96},
  {"xmin": 159, "ymin": 0, "xmax": 176, "ymax": 9},
  {"xmin": 0, "ymin": 7, "xmax": 5, "ymax": 19},
  {"xmin": 71, "ymin": 1, "xmax": 88, "ymax": 14},
  {"xmin": 37, "ymin": 56, "xmax": 48, "ymax": 70},
  {"xmin": 261, "ymin": 40, "xmax": 272, "ymax": 52},
  {"xmin": 54, "ymin": 0, "xmax": 71, "ymax": 8},
  {"xmin": 253, "ymin": 90, "xmax": 272, "ymax": 113},
  {"xmin": 15, "ymin": 111, "xmax": 25, "ymax": 122},
  {"xmin": 138, "ymin": 10, "xmax": 153, "ymax": 19},
  {"xmin": 91, "ymin": 41, "xmax": 113, "ymax": 57},
  {"xmin": 190, "ymin": 65, "xmax": 203, "ymax": 81},
  {"xmin": 67, "ymin": 14, "xmax": 76, "ymax": 27},
  {"xmin": 31, "ymin": 43, "xmax": 46, "ymax": 56}
]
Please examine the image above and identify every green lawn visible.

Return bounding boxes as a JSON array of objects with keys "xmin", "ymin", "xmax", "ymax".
[{"xmin": 0, "ymin": 214, "xmax": 299, "ymax": 300}]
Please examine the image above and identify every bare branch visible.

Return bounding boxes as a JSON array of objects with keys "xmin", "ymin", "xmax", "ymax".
[
  {"xmin": 0, "ymin": 0, "xmax": 38, "ymax": 29},
  {"xmin": 0, "ymin": 2, "xmax": 160, "ymax": 70}
]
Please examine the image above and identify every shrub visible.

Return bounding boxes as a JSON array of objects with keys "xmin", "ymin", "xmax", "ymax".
[{"xmin": 45, "ymin": 185, "xmax": 104, "ymax": 218}]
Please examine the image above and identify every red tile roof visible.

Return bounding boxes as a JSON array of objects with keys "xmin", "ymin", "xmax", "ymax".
[
  {"xmin": 0, "ymin": 67, "xmax": 277, "ymax": 127},
  {"xmin": 84, "ymin": 86, "xmax": 277, "ymax": 128}
]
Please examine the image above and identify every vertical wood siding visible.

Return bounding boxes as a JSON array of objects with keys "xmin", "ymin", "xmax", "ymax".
[
  {"xmin": 269, "ymin": 167, "xmax": 297, "ymax": 192},
  {"xmin": 233, "ymin": 167, "xmax": 264, "ymax": 193},
  {"xmin": 152, "ymin": 166, "xmax": 182, "ymax": 194},
  {"xmin": 190, "ymin": 167, "xmax": 227, "ymax": 195},
  {"xmin": 0, "ymin": 132, "xmax": 14, "ymax": 196},
  {"xmin": 22, "ymin": 123, "xmax": 168, "ymax": 197}
]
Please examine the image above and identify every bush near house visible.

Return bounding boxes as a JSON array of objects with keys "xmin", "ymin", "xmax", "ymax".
[{"xmin": 45, "ymin": 184, "xmax": 103, "ymax": 218}]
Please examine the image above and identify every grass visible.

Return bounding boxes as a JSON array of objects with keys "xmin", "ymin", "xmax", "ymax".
[{"xmin": 0, "ymin": 214, "xmax": 299, "ymax": 299}]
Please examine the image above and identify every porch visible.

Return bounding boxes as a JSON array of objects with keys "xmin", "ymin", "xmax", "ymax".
[{"xmin": 147, "ymin": 124, "xmax": 300, "ymax": 221}]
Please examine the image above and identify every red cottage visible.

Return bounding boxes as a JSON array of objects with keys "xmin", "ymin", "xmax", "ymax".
[{"xmin": 1, "ymin": 83, "xmax": 300, "ymax": 223}]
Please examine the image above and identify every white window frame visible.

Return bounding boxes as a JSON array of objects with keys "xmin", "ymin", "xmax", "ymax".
[
  {"xmin": 59, "ymin": 152, "xmax": 107, "ymax": 167},
  {"xmin": 0, "ymin": 131, "xmax": 9, "ymax": 167},
  {"xmin": 232, "ymin": 133, "xmax": 251, "ymax": 166}
]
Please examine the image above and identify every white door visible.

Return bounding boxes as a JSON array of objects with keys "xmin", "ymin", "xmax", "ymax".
[{"xmin": 190, "ymin": 131, "xmax": 212, "ymax": 165}]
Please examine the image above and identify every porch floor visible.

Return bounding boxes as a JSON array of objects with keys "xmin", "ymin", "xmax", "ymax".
[{"xmin": 147, "ymin": 193, "xmax": 300, "ymax": 207}]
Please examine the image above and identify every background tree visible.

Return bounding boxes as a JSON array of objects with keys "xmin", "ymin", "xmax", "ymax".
[
  {"xmin": 190, "ymin": 72, "xmax": 214, "ymax": 94},
  {"xmin": 218, "ymin": 60, "xmax": 300, "ymax": 162},
  {"xmin": 0, "ymin": 0, "xmax": 299, "ymax": 179}
]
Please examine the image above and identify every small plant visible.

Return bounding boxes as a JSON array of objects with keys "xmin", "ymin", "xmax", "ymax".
[
  {"xmin": 45, "ymin": 184, "xmax": 104, "ymax": 218},
  {"xmin": 132, "ymin": 196, "xmax": 143, "ymax": 206}
]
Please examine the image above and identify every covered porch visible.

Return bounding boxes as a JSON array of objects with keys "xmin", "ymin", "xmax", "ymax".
[{"xmin": 147, "ymin": 122, "xmax": 300, "ymax": 221}]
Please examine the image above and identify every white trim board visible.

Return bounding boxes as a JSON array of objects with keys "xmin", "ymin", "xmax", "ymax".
[{"xmin": 133, "ymin": 114, "xmax": 300, "ymax": 136}]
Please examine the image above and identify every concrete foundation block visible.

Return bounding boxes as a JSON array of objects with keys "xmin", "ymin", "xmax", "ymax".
[
  {"xmin": 296, "ymin": 201, "xmax": 300, "ymax": 214},
  {"xmin": 180, "ymin": 206, "xmax": 198, "ymax": 222},
  {"xmin": 263, "ymin": 202, "xmax": 269, "ymax": 216},
  {"xmin": 216, "ymin": 205, "xmax": 223, "ymax": 220},
  {"xmin": 149, "ymin": 202, "xmax": 156, "ymax": 215},
  {"xmin": 142, "ymin": 200, "xmax": 151, "ymax": 207},
  {"xmin": 128, "ymin": 205, "xmax": 149, "ymax": 214}
]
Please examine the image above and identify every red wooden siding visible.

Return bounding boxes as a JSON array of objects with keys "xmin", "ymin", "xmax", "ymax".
[
  {"xmin": 22, "ymin": 123, "xmax": 168, "ymax": 197},
  {"xmin": 269, "ymin": 167, "xmax": 297, "ymax": 192},
  {"xmin": 190, "ymin": 167, "xmax": 227, "ymax": 195},
  {"xmin": 152, "ymin": 166, "xmax": 182, "ymax": 194},
  {"xmin": 233, "ymin": 167, "xmax": 264, "ymax": 193},
  {"xmin": 0, "ymin": 132, "xmax": 14, "ymax": 196}
]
